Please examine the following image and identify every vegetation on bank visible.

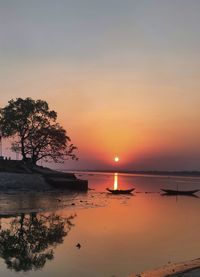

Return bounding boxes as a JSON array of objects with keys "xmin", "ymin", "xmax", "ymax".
[{"xmin": 0, "ymin": 98, "xmax": 77, "ymax": 165}]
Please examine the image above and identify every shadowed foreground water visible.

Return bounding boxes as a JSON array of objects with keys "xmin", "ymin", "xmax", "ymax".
[{"xmin": 0, "ymin": 172, "xmax": 200, "ymax": 277}]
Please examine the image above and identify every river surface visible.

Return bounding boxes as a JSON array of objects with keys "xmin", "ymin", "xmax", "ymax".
[{"xmin": 0, "ymin": 172, "xmax": 200, "ymax": 277}]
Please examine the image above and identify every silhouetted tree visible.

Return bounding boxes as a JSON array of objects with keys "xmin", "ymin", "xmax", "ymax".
[
  {"xmin": 0, "ymin": 98, "xmax": 77, "ymax": 164},
  {"xmin": 0, "ymin": 212, "xmax": 76, "ymax": 271}
]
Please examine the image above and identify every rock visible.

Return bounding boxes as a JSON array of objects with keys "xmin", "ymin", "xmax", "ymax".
[{"xmin": 76, "ymin": 243, "xmax": 81, "ymax": 249}]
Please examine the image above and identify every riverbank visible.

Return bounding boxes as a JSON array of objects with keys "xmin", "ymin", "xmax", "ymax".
[
  {"xmin": 129, "ymin": 258, "xmax": 200, "ymax": 277},
  {"xmin": 0, "ymin": 159, "xmax": 88, "ymax": 191},
  {"xmin": 0, "ymin": 172, "xmax": 49, "ymax": 191}
]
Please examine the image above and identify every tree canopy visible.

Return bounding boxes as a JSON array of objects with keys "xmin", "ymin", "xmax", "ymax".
[{"xmin": 0, "ymin": 98, "xmax": 77, "ymax": 164}]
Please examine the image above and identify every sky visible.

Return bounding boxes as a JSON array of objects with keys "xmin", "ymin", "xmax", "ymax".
[{"xmin": 0, "ymin": 0, "xmax": 200, "ymax": 171}]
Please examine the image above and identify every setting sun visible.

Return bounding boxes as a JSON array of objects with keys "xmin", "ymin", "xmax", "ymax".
[{"xmin": 114, "ymin": 157, "xmax": 119, "ymax": 163}]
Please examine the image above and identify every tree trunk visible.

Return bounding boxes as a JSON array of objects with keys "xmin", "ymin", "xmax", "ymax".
[
  {"xmin": 31, "ymin": 155, "xmax": 37, "ymax": 165},
  {"xmin": 21, "ymin": 137, "xmax": 27, "ymax": 161}
]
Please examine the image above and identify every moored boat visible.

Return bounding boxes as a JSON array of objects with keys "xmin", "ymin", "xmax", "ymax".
[
  {"xmin": 161, "ymin": 189, "xmax": 199, "ymax": 195},
  {"xmin": 106, "ymin": 188, "xmax": 135, "ymax": 194}
]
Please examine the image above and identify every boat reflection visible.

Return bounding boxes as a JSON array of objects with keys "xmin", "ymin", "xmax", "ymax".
[
  {"xmin": 0, "ymin": 212, "xmax": 76, "ymax": 272},
  {"xmin": 161, "ymin": 193, "xmax": 199, "ymax": 199}
]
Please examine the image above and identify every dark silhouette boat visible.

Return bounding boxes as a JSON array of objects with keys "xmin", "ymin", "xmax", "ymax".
[
  {"xmin": 106, "ymin": 188, "xmax": 135, "ymax": 194},
  {"xmin": 161, "ymin": 189, "xmax": 199, "ymax": 195}
]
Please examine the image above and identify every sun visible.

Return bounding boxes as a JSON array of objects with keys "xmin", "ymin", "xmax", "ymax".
[{"xmin": 114, "ymin": 157, "xmax": 119, "ymax": 163}]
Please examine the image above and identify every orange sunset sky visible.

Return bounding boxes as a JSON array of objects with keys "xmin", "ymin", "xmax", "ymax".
[{"xmin": 0, "ymin": 1, "xmax": 200, "ymax": 171}]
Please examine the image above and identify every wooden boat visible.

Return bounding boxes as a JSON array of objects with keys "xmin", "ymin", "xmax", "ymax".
[
  {"xmin": 161, "ymin": 189, "xmax": 199, "ymax": 195},
  {"xmin": 106, "ymin": 188, "xmax": 135, "ymax": 194}
]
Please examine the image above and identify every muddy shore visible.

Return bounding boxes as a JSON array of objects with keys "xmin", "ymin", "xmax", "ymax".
[{"xmin": 129, "ymin": 258, "xmax": 200, "ymax": 277}]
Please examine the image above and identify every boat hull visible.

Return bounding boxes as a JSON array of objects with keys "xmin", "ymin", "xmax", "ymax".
[{"xmin": 106, "ymin": 188, "xmax": 135, "ymax": 194}]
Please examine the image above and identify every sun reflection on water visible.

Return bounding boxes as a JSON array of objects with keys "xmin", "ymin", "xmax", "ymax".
[{"xmin": 113, "ymin": 173, "xmax": 118, "ymax": 190}]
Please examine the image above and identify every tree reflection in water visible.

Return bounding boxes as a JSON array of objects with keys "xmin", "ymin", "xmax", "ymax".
[{"xmin": 0, "ymin": 212, "xmax": 76, "ymax": 271}]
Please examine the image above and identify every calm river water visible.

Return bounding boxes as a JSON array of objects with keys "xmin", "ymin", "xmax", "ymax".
[{"xmin": 0, "ymin": 172, "xmax": 200, "ymax": 277}]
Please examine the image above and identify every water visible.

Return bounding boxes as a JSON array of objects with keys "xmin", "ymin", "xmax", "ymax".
[{"xmin": 0, "ymin": 172, "xmax": 200, "ymax": 277}]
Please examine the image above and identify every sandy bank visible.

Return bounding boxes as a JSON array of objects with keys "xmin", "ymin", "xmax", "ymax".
[{"xmin": 128, "ymin": 258, "xmax": 200, "ymax": 277}]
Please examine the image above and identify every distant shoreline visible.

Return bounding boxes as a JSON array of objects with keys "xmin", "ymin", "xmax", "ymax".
[{"xmin": 66, "ymin": 169, "xmax": 200, "ymax": 177}]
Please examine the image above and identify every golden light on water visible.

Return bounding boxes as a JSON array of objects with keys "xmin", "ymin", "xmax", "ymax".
[{"xmin": 114, "ymin": 173, "xmax": 118, "ymax": 190}]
